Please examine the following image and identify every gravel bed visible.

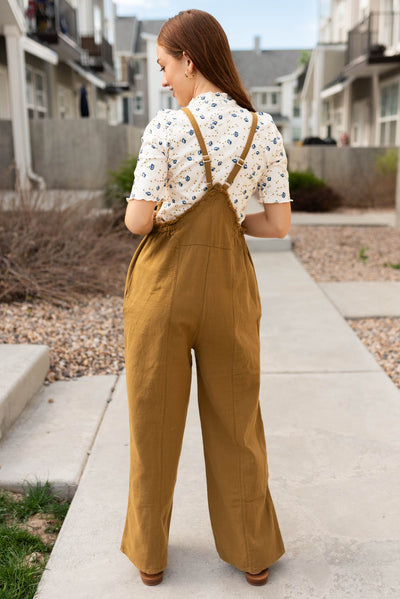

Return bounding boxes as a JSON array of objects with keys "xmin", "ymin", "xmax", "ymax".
[
  {"xmin": 290, "ymin": 224, "xmax": 400, "ymax": 281},
  {"xmin": 346, "ymin": 317, "xmax": 400, "ymax": 390},
  {"xmin": 0, "ymin": 296, "xmax": 125, "ymax": 384}
]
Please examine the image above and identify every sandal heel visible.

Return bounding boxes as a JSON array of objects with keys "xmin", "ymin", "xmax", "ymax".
[{"xmin": 245, "ymin": 567, "xmax": 269, "ymax": 586}]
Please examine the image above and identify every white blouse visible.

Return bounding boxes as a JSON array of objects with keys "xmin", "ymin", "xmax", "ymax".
[{"xmin": 127, "ymin": 91, "xmax": 293, "ymax": 224}]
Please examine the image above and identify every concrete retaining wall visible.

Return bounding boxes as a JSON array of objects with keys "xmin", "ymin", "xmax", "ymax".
[
  {"xmin": 29, "ymin": 119, "xmax": 142, "ymax": 190},
  {"xmin": 0, "ymin": 119, "xmax": 142, "ymax": 191},
  {"xmin": 287, "ymin": 145, "xmax": 397, "ymax": 208}
]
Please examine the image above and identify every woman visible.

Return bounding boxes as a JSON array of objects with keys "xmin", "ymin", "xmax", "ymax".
[{"xmin": 120, "ymin": 9, "xmax": 291, "ymax": 587}]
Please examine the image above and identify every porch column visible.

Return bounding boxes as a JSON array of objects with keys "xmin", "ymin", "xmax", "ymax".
[
  {"xmin": 371, "ymin": 71, "xmax": 380, "ymax": 146},
  {"xmin": 4, "ymin": 24, "xmax": 32, "ymax": 190},
  {"xmin": 312, "ymin": 46, "xmax": 323, "ymax": 136},
  {"xmin": 343, "ymin": 79, "xmax": 352, "ymax": 141},
  {"xmin": 301, "ymin": 98, "xmax": 309, "ymax": 139}
]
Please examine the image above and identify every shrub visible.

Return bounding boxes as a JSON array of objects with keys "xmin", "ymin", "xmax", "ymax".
[
  {"xmin": 289, "ymin": 170, "xmax": 325, "ymax": 192},
  {"xmin": 105, "ymin": 155, "xmax": 137, "ymax": 209},
  {"xmin": 289, "ymin": 170, "xmax": 342, "ymax": 212},
  {"xmin": 0, "ymin": 192, "xmax": 139, "ymax": 306},
  {"xmin": 375, "ymin": 148, "xmax": 398, "ymax": 176}
]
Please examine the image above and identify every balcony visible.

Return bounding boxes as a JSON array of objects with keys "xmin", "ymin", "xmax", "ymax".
[
  {"xmin": 347, "ymin": 11, "xmax": 400, "ymax": 66},
  {"xmin": 80, "ymin": 36, "xmax": 114, "ymax": 73},
  {"xmin": 26, "ymin": 0, "xmax": 81, "ymax": 61}
]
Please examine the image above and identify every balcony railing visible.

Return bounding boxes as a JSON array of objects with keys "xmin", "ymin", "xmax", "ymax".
[
  {"xmin": 26, "ymin": 0, "xmax": 79, "ymax": 46},
  {"xmin": 347, "ymin": 11, "xmax": 400, "ymax": 65},
  {"xmin": 80, "ymin": 36, "xmax": 114, "ymax": 71}
]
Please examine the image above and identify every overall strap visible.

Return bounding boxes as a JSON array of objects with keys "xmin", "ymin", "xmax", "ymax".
[
  {"xmin": 181, "ymin": 107, "xmax": 213, "ymax": 186},
  {"xmin": 222, "ymin": 111, "xmax": 258, "ymax": 191}
]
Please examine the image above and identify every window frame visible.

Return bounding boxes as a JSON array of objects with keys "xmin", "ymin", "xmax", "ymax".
[
  {"xmin": 133, "ymin": 91, "xmax": 144, "ymax": 114},
  {"xmin": 378, "ymin": 77, "xmax": 400, "ymax": 146},
  {"xmin": 25, "ymin": 64, "xmax": 48, "ymax": 119}
]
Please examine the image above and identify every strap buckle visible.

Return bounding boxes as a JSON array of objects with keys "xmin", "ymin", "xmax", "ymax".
[
  {"xmin": 203, "ymin": 154, "xmax": 211, "ymax": 163},
  {"xmin": 237, "ymin": 157, "xmax": 246, "ymax": 168}
]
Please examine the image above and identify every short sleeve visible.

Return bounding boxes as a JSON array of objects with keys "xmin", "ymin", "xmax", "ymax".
[
  {"xmin": 126, "ymin": 110, "xmax": 170, "ymax": 203},
  {"xmin": 256, "ymin": 119, "xmax": 293, "ymax": 205}
]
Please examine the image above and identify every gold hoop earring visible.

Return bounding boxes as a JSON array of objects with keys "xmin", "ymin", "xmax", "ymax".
[{"xmin": 185, "ymin": 70, "xmax": 195, "ymax": 79}]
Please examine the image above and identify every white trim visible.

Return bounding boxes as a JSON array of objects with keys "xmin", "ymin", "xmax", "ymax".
[
  {"xmin": 21, "ymin": 36, "xmax": 58, "ymax": 65},
  {"xmin": 321, "ymin": 80, "xmax": 348, "ymax": 99},
  {"xmin": 251, "ymin": 86, "xmax": 280, "ymax": 93},
  {"xmin": 276, "ymin": 66, "xmax": 304, "ymax": 84},
  {"xmin": 301, "ymin": 46, "xmax": 317, "ymax": 101},
  {"xmin": 140, "ymin": 32, "xmax": 157, "ymax": 41},
  {"xmin": 65, "ymin": 59, "xmax": 106, "ymax": 89}
]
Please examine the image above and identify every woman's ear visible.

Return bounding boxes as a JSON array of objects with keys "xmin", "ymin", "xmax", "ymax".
[
  {"xmin": 183, "ymin": 51, "xmax": 193, "ymax": 68},
  {"xmin": 183, "ymin": 52, "xmax": 195, "ymax": 77}
]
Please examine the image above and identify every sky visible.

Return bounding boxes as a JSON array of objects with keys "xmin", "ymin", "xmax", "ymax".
[{"xmin": 115, "ymin": 0, "xmax": 320, "ymax": 50}]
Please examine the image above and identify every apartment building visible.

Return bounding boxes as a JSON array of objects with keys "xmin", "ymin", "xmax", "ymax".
[
  {"xmin": 302, "ymin": 0, "xmax": 400, "ymax": 145},
  {"xmin": 232, "ymin": 38, "xmax": 309, "ymax": 143},
  {"xmin": 114, "ymin": 16, "xmax": 175, "ymax": 129},
  {"xmin": 0, "ymin": 0, "xmax": 126, "ymax": 189}
]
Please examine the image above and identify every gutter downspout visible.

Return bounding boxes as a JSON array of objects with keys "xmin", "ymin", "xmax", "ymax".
[{"xmin": 5, "ymin": 25, "xmax": 46, "ymax": 191}]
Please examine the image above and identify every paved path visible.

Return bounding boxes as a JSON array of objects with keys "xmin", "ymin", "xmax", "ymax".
[
  {"xmin": 245, "ymin": 196, "xmax": 396, "ymax": 227},
  {"xmin": 290, "ymin": 209, "xmax": 396, "ymax": 227},
  {"xmin": 32, "ymin": 250, "xmax": 400, "ymax": 599},
  {"xmin": 320, "ymin": 281, "xmax": 400, "ymax": 317}
]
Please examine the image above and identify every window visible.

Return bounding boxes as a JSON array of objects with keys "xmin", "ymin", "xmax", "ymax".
[
  {"xmin": 271, "ymin": 92, "xmax": 278, "ymax": 105},
  {"xmin": 293, "ymin": 103, "xmax": 300, "ymax": 117},
  {"xmin": 133, "ymin": 60, "xmax": 142, "ymax": 78},
  {"xmin": 26, "ymin": 65, "xmax": 47, "ymax": 118},
  {"xmin": 261, "ymin": 92, "xmax": 267, "ymax": 105},
  {"xmin": 322, "ymin": 100, "xmax": 331, "ymax": 125},
  {"xmin": 292, "ymin": 126, "xmax": 301, "ymax": 141},
  {"xmin": 379, "ymin": 81, "xmax": 399, "ymax": 146},
  {"xmin": 134, "ymin": 92, "xmax": 144, "ymax": 114},
  {"xmin": 334, "ymin": 108, "xmax": 343, "ymax": 126},
  {"xmin": 160, "ymin": 91, "xmax": 177, "ymax": 109}
]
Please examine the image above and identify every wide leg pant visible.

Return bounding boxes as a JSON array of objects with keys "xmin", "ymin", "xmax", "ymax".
[{"xmin": 120, "ymin": 183, "xmax": 285, "ymax": 574}]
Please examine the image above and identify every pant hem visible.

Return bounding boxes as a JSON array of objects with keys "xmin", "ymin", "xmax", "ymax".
[
  {"xmin": 216, "ymin": 545, "xmax": 286, "ymax": 574},
  {"xmin": 120, "ymin": 543, "xmax": 167, "ymax": 575}
]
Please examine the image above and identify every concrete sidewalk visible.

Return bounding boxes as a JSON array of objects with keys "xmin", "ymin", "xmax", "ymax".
[
  {"xmin": 32, "ymin": 248, "xmax": 400, "ymax": 599},
  {"xmin": 290, "ymin": 209, "xmax": 396, "ymax": 227}
]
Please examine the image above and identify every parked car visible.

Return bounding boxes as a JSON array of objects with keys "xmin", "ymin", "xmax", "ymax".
[{"xmin": 302, "ymin": 136, "xmax": 337, "ymax": 146}]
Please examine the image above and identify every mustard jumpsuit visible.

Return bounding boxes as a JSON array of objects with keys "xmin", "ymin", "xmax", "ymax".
[{"xmin": 120, "ymin": 106, "xmax": 285, "ymax": 575}]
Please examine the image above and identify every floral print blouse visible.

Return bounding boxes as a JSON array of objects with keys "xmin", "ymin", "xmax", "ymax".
[{"xmin": 127, "ymin": 91, "xmax": 293, "ymax": 224}]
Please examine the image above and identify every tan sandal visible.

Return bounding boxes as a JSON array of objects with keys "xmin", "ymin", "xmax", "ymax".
[
  {"xmin": 139, "ymin": 570, "xmax": 164, "ymax": 586},
  {"xmin": 245, "ymin": 567, "xmax": 269, "ymax": 586}
]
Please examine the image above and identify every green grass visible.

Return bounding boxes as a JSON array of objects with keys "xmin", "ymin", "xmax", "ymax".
[
  {"xmin": 383, "ymin": 261, "xmax": 400, "ymax": 270},
  {"xmin": 0, "ymin": 481, "xmax": 71, "ymax": 599},
  {"xmin": 358, "ymin": 247, "xmax": 369, "ymax": 263}
]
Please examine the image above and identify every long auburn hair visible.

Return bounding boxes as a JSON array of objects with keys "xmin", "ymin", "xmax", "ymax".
[{"xmin": 157, "ymin": 9, "xmax": 256, "ymax": 112}]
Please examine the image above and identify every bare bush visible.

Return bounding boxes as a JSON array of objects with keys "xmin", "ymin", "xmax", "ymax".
[{"xmin": 0, "ymin": 191, "xmax": 140, "ymax": 306}]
